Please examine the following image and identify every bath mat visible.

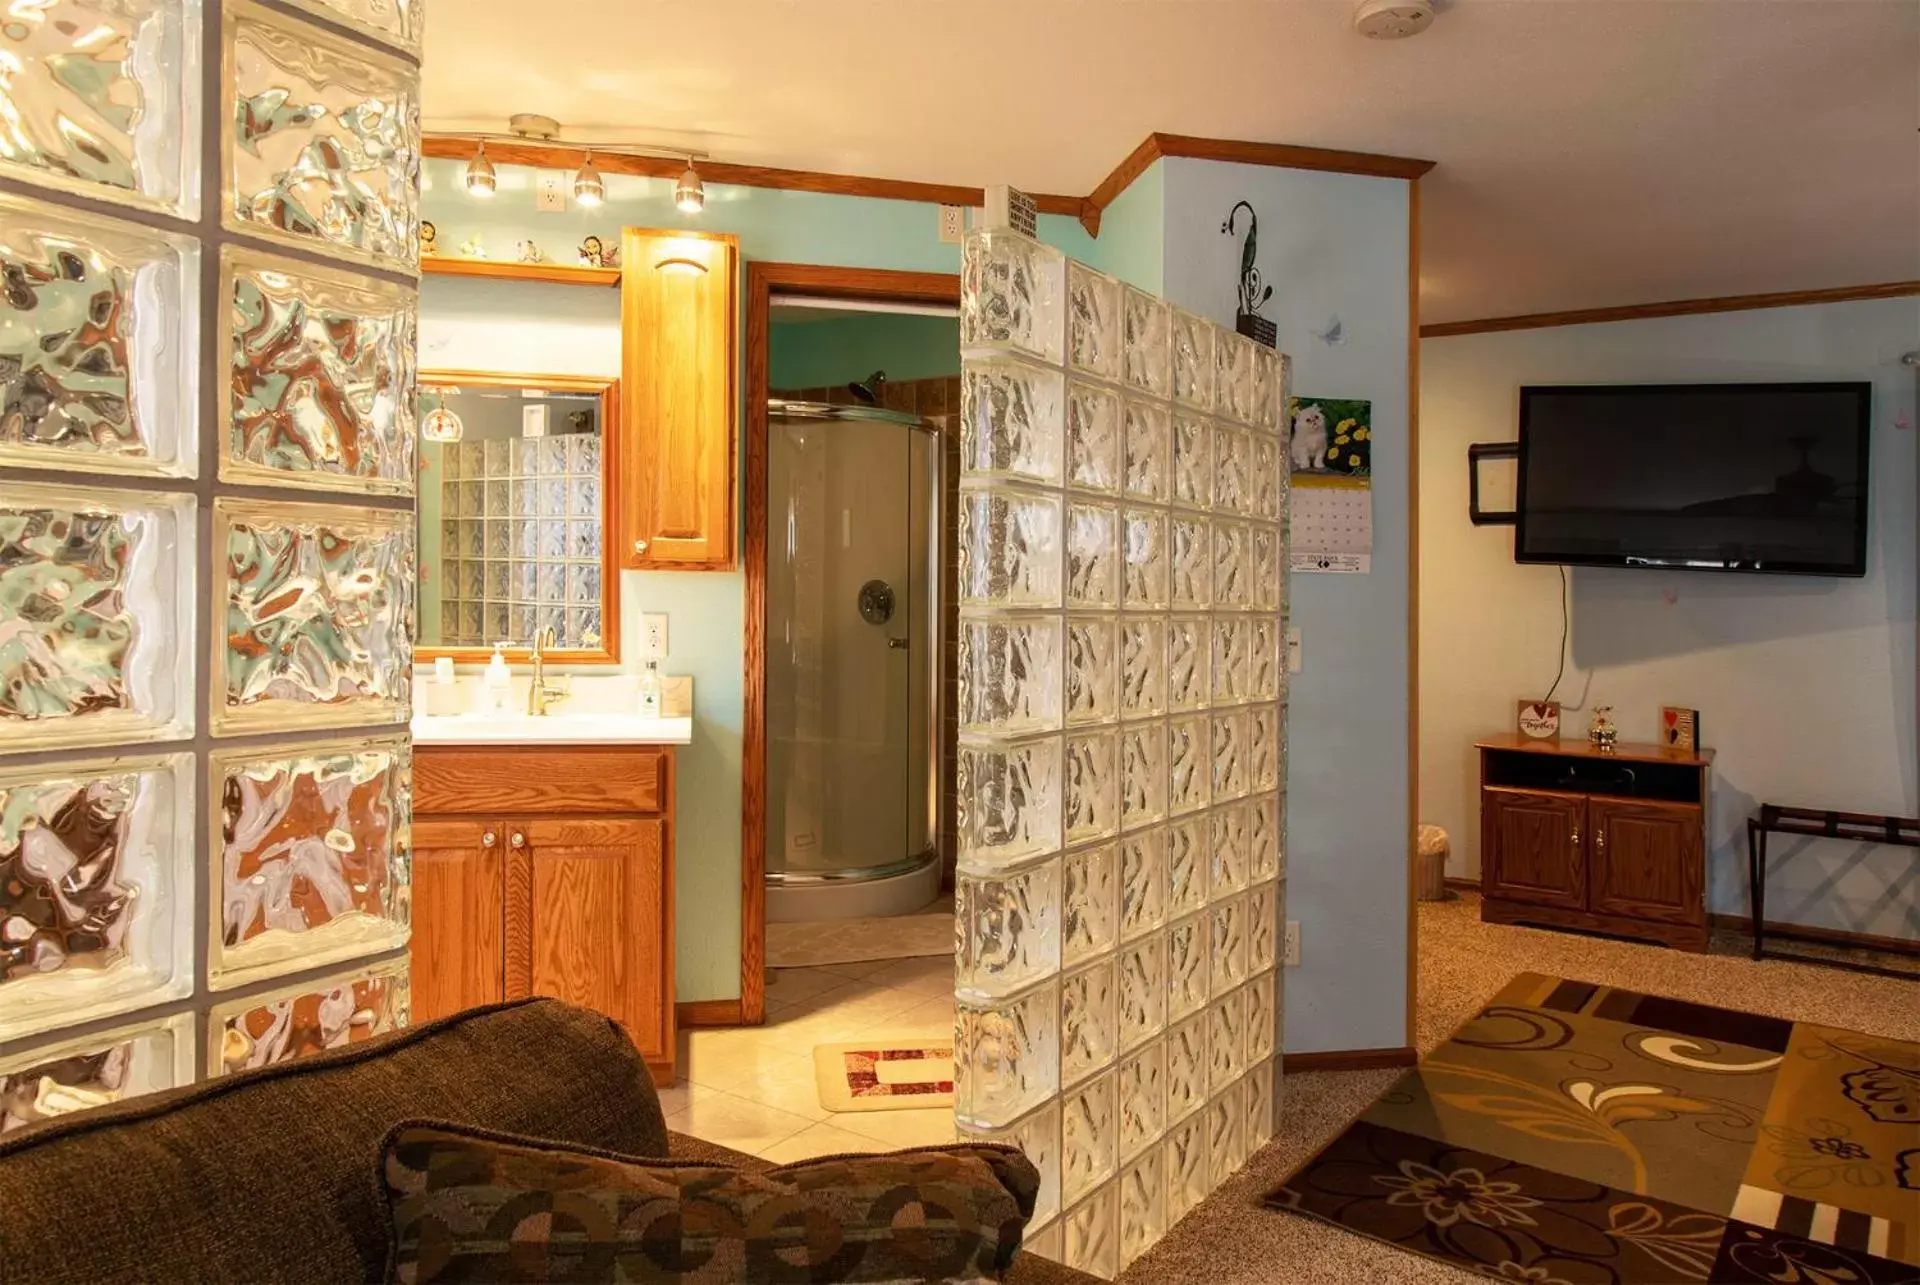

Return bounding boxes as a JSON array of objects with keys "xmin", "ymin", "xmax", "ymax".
[
  {"xmin": 1268, "ymin": 971, "xmax": 1919, "ymax": 1281},
  {"xmin": 814, "ymin": 1042, "xmax": 956, "ymax": 1113},
  {"xmin": 767, "ymin": 908, "xmax": 952, "ymax": 968}
]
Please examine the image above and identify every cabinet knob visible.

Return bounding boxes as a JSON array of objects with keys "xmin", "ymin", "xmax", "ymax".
[
  {"xmin": 1595, "ymin": 828, "xmax": 1606, "ymax": 852},
  {"xmin": 482, "ymin": 830, "xmax": 497, "ymax": 847},
  {"xmin": 510, "ymin": 831, "xmax": 526, "ymax": 849},
  {"xmin": 632, "ymin": 538, "xmax": 649, "ymax": 554},
  {"xmin": 1571, "ymin": 825, "xmax": 1581, "ymax": 847}
]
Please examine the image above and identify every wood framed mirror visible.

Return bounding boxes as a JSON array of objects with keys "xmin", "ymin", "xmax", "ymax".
[{"xmin": 415, "ymin": 370, "xmax": 621, "ymax": 665}]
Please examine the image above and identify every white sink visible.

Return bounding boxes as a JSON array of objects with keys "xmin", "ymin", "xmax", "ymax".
[{"xmin": 411, "ymin": 711, "xmax": 692, "ymax": 746}]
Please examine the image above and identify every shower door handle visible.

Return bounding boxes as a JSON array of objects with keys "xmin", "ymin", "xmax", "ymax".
[{"xmin": 887, "ymin": 637, "xmax": 910, "ymax": 650}]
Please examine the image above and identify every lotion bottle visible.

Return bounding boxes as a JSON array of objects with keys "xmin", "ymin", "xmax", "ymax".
[{"xmin": 484, "ymin": 642, "xmax": 512, "ymax": 712}]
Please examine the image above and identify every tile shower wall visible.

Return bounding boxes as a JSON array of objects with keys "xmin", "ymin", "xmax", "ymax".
[
  {"xmin": 0, "ymin": 0, "xmax": 420, "ymax": 1127},
  {"xmin": 954, "ymin": 229, "xmax": 1287, "ymax": 1276}
]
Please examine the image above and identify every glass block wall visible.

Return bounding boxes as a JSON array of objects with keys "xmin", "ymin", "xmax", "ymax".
[
  {"xmin": 0, "ymin": 0, "xmax": 421, "ymax": 1129},
  {"xmin": 954, "ymin": 228, "xmax": 1288, "ymax": 1277}
]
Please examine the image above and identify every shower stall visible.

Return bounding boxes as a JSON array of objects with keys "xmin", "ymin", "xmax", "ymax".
[{"xmin": 763, "ymin": 400, "xmax": 943, "ymax": 921}]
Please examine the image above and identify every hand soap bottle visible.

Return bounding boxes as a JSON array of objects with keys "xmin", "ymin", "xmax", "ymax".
[
  {"xmin": 637, "ymin": 660, "xmax": 662, "ymax": 718},
  {"xmin": 484, "ymin": 642, "xmax": 513, "ymax": 712}
]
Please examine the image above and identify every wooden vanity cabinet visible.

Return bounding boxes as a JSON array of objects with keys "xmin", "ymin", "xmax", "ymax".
[
  {"xmin": 620, "ymin": 228, "xmax": 738, "ymax": 570},
  {"xmin": 411, "ymin": 746, "xmax": 676, "ymax": 1080}
]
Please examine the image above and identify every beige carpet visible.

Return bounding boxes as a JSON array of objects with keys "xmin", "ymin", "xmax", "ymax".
[{"xmin": 1120, "ymin": 892, "xmax": 1920, "ymax": 1284}]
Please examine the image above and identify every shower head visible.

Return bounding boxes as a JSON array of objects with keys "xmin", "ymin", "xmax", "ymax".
[{"xmin": 847, "ymin": 370, "xmax": 888, "ymax": 405}]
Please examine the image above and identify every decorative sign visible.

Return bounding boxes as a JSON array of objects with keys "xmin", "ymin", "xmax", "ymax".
[
  {"xmin": 1222, "ymin": 201, "xmax": 1276, "ymax": 348},
  {"xmin": 1661, "ymin": 705, "xmax": 1700, "ymax": 751},
  {"xmin": 1517, "ymin": 699, "xmax": 1561, "ymax": 740}
]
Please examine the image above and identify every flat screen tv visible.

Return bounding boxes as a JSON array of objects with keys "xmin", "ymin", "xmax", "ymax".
[{"xmin": 1515, "ymin": 382, "xmax": 1871, "ymax": 576}]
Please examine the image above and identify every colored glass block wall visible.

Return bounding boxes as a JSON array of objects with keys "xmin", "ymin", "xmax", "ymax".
[
  {"xmin": 955, "ymin": 228, "xmax": 1288, "ymax": 1276},
  {"xmin": 0, "ymin": 0, "xmax": 420, "ymax": 1129}
]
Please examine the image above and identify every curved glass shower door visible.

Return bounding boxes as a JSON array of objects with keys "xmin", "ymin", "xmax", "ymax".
[{"xmin": 766, "ymin": 402, "xmax": 938, "ymax": 883}]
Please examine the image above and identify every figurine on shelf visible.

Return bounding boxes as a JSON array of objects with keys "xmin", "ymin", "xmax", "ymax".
[
  {"xmin": 420, "ymin": 219, "xmax": 438, "ymax": 256},
  {"xmin": 1588, "ymin": 705, "xmax": 1618, "ymax": 751},
  {"xmin": 458, "ymin": 235, "xmax": 486, "ymax": 259},
  {"xmin": 516, "ymin": 239, "xmax": 544, "ymax": 264},
  {"xmin": 579, "ymin": 235, "xmax": 605, "ymax": 268}
]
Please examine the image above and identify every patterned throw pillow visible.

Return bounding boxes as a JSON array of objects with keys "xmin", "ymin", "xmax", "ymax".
[{"xmin": 379, "ymin": 1121, "xmax": 1041, "ymax": 1284}]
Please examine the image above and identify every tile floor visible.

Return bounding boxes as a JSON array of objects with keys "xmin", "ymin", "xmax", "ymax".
[{"xmin": 665, "ymin": 953, "xmax": 959, "ymax": 1163}]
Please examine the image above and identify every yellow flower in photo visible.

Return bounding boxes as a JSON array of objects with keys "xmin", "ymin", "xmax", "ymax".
[
  {"xmin": 1348, "ymin": 453, "xmax": 1361, "ymax": 467},
  {"xmin": 1327, "ymin": 446, "xmax": 1340, "ymax": 460},
  {"xmin": 1355, "ymin": 428, "xmax": 1370, "ymax": 441},
  {"xmin": 1338, "ymin": 418, "xmax": 1357, "ymax": 431},
  {"xmin": 1335, "ymin": 434, "xmax": 1350, "ymax": 446}
]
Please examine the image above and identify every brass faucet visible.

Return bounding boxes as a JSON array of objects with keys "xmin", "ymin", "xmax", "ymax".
[{"xmin": 527, "ymin": 627, "xmax": 568, "ymax": 715}]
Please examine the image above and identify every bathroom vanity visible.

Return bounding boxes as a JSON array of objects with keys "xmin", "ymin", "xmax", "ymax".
[{"xmin": 410, "ymin": 717, "xmax": 691, "ymax": 1082}]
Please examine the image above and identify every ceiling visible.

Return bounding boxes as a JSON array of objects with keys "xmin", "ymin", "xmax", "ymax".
[{"xmin": 423, "ymin": 0, "xmax": 1920, "ymax": 325}]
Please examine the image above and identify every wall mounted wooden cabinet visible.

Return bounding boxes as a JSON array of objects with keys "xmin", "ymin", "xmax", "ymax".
[
  {"xmin": 412, "ymin": 746, "xmax": 677, "ymax": 1079},
  {"xmin": 620, "ymin": 228, "xmax": 739, "ymax": 570}
]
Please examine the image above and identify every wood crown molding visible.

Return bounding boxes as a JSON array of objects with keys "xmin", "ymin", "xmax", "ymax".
[
  {"xmin": 1283, "ymin": 1046, "xmax": 1419, "ymax": 1073},
  {"xmin": 1421, "ymin": 280, "xmax": 1920, "ymax": 338}
]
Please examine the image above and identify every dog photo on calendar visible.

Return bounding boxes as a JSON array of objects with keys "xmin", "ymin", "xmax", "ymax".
[{"xmin": 1287, "ymin": 396, "xmax": 1372, "ymax": 477}]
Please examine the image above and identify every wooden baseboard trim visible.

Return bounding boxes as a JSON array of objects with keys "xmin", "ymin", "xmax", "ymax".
[
  {"xmin": 676, "ymin": 999, "xmax": 745, "ymax": 1027},
  {"xmin": 1444, "ymin": 876, "xmax": 1480, "ymax": 893},
  {"xmin": 1420, "ymin": 280, "xmax": 1920, "ymax": 338},
  {"xmin": 1283, "ymin": 1046, "xmax": 1418, "ymax": 1073},
  {"xmin": 1706, "ymin": 913, "xmax": 1920, "ymax": 960}
]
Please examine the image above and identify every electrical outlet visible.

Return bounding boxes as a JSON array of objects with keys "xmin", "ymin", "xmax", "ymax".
[
  {"xmin": 1283, "ymin": 920, "xmax": 1301, "ymax": 967},
  {"xmin": 1286, "ymin": 626, "xmax": 1303, "ymax": 674},
  {"xmin": 535, "ymin": 172, "xmax": 566, "ymax": 212},
  {"xmin": 640, "ymin": 613, "xmax": 669, "ymax": 660},
  {"xmin": 938, "ymin": 204, "xmax": 964, "ymax": 243}
]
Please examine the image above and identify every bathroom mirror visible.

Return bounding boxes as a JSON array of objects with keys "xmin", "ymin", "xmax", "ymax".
[{"xmin": 415, "ymin": 370, "xmax": 620, "ymax": 665}]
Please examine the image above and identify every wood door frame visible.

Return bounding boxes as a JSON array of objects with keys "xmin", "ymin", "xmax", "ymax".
[{"xmin": 740, "ymin": 262, "xmax": 962, "ymax": 1024}]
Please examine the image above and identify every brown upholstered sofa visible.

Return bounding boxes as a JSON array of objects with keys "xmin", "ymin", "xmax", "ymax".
[{"xmin": 0, "ymin": 998, "xmax": 1095, "ymax": 1284}]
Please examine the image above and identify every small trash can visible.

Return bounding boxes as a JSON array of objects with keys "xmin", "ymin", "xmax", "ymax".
[{"xmin": 1416, "ymin": 824, "xmax": 1452, "ymax": 902}]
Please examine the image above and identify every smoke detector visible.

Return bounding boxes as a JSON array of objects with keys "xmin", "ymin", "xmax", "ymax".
[{"xmin": 1355, "ymin": 0, "xmax": 1433, "ymax": 39}]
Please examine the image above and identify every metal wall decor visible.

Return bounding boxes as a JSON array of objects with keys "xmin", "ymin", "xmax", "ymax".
[{"xmin": 1221, "ymin": 202, "xmax": 1276, "ymax": 349}]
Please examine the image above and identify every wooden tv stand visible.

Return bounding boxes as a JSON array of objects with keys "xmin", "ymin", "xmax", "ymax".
[{"xmin": 1476, "ymin": 734, "xmax": 1714, "ymax": 951}]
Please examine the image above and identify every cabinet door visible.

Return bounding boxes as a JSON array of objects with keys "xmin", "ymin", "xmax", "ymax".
[
  {"xmin": 1587, "ymin": 797, "xmax": 1704, "ymax": 926},
  {"xmin": 620, "ymin": 228, "xmax": 738, "ymax": 570},
  {"xmin": 410, "ymin": 818, "xmax": 505, "ymax": 1023},
  {"xmin": 506, "ymin": 818, "xmax": 673, "ymax": 1064},
  {"xmin": 1481, "ymin": 787, "xmax": 1587, "ymax": 910}
]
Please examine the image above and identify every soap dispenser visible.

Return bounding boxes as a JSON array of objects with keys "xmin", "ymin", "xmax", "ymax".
[
  {"xmin": 637, "ymin": 660, "xmax": 662, "ymax": 719},
  {"xmin": 484, "ymin": 642, "xmax": 513, "ymax": 712}
]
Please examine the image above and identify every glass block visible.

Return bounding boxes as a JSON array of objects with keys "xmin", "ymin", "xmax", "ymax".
[
  {"xmin": 956, "ymin": 979, "xmax": 1059, "ymax": 1129},
  {"xmin": 1252, "ymin": 435, "xmax": 1283, "ymax": 521},
  {"xmin": 1119, "ymin": 720, "xmax": 1167, "ymax": 831},
  {"xmin": 0, "ymin": 753, "xmax": 193, "ymax": 1043},
  {"xmin": 1119, "ymin": 618, "xmax": 1166, "ymax": 719},
  {"xmin": 568, "ymin": 475, "xmax": 600, "ymax": 517},
  {"xmin": 0, "ymin": 482, "xmax": 195, "ymax": 753},
  {"xmin": 959, "ymin": 614, "xmax": 1063, "ymax": 736},
  {"xmin": 1211, "ymin": 617, "xmax": 1251, "ymax": 706},
  {"xmin": 537, "ymin": 436, "xmax": 565, "ymax": 474},
  {"xmin": 1065, "ymin": 502, "xmax": 1120, "ymax": 609},
  {"xmin": 1250, "ymin": 702, "xmax": 1282, "ymax": 791},
  {"xmin": 961, "ymin": 228, "xmax": 1064, "ymax": 365},
  {"xmin": 209, "ymin": 733, "xmax": 410, "ymax": 990},
  {"xmin": 538, "ymin": 477, "xmax": 567, "ymax": 518},
  {"xmin": 955, "ymin": 860, "xmax": 1061, "ymax": 1000},
  {"xmin": 213, "ymin": 498, "xmax": 412, "ymax": 735},
  {"xmin": 1252, "ymin": 524, "xmax": 1281, "ymax": 610},
  {"xmin": 1166, "ymin": 817, "xmax": 1208, "ymax": 920},
  {"xmin": 1210, "ymin": 801, "xmax": 1250, "ymax": 897},
  {"xmin": 486, "ymin": 480, "xmax": 509, "ymax": 517},
  {"xmin": 0, "ymin": 0, "xmax": 200, "ymax": 217},
  {"xmin": 1166, "ymin": 617, "xmax": 1210, "ymax": 713},
  {"xmin": 1213, "ymin": 425, "xmax": 1254, "ymax": 516},
  {"xmin": 1118, "ymin": 1142, "xmax": 1165, "ymax": 1268},
  {"xmin": 959, "ymin": 1101, "xmax": 1060, "ymax": 1229},
  {"xmin": 1064, "ymin": 616, "xmax": 1119, "ymax": 728},
  {"xmin": 1116, "ymin": 934, "xmax": 1165, "ymax": 1054},
  {"xmin": 1207, "ymin": 992, "xmax": 1244, "ymax": 1100},
  {"xmin": 1165, "ymin": 1013, "xmax": 1207, "ymax": 1125},
  {"xmin": 1064, "ymin": 729, "xmax": 1119, "ymax": 846},
  {"xmin": 1062, "ymin": 1180, "xmax": 1118, "ymax": 1281},
  {"xmin": 1165, "ymin": 1110, "xmax": 1209, "ymax": 1224},
  {"xmin": 568, "ymin": 563, "xmax": 600, "ymax": 606},
  {"xmin": 1249, "ymin": 791, "xmax": 1282, "ymax": 883},
  {"xmin": 1226, "ymin": 333, "xmax": 1263, "ymax": 425},
  {"xmin": 569, "ymin": 520, "xmax": 600, "ymax": 561},
  {"xmin": 1166, "ymin": 912, "xmax": 1208, "ymax": 1021},
  {"xmin": 1251, "ymin": 620, "xmax": 1281, "ymax": 702},
  {"xmin": 957, "ymin": 736, "xmax": 1062, "ymax": 870},
  {"xmin": 281, "ymin": 0, "xmax": 422, "ymax": 52},
  {"xmin": 1065, "ymin": 380, "xmax": 1122, "ymax": 494},
  {"xmin": 1061, "ymin": 1070, "xmax": 1117, "ymax": 1204},
  {"xmin": 0, "ymin": 1012, "xmax": 193, "ymax": 1135},
  {"xmin": 1244, "ymin": 1058, "xmax": 1276, "ymax": 1152},
  {"xmin": 1170, "ymin": 413, "xmax": 1212, "ymax": 510},
  {"xmin": 537, "ymin": 518, "xmax": 565, "ymax": 560},
  {"xmin": 1060, "ymin": 960, "xmax": 1117, "ymax": 1087},
  {"xmin": 484, "ymin": 559, "xmax": 509, "ymax": 601},
  {"xmin": 1207, "ymin": 1080, "xmax": 1246, "ymax": 1185},
  {"xmin": 1116, "ymin": 1040, "xmax": 1165, "ymax": 1163},
  {"xmin": 1252, "ymin": 346, "xmax": 1281, "ymax": 434},
  {"xmin": 1121, "ymin": 287, "xmax": 1171, "ymax": 398},
  {"xmin": 1171, "ymin": 309, "xmax": 1215, "ymax": 410},
  {"xmin": 1067, "ymin": 261, "xmax": 1122, "ymax": 381},
  {"xmin": 1170, "ymin": 515, "xmax": 1210, "ymax": 609},
  {"xmin": 1244, "ymin": 969, "xmax": 1277, "ymax": 1067},
  {"xmin": 1061, "ymin": 845, "xmax": 1118, "ymax": 968},
  {"xmin": 1118, "ymin": 826, "xmax": 1166, "ymax": 941},
  {"xmin": 958, "ymin": 483, "xmax": 1062, "ymax": 608},
  {"xmin": 220, "ymin": 246, "xmax": 416, "ymax": 495},
  {"xmin": 212, "ymin": 955, "xmax": 409, "ymax": 1074},
  {"xmin": 1210, "ymin": 896, "xmax": 1249, "ymax": 997},
  {"xmin": 1027, "ymin": 1220, "xmax": 1064, "ymax": 1264},
  {"xmin": 1120, "ymin": 508, "xmax": 1169, "ymax": 610},
  {"xmin": 0, "ymin": 196, "xmax": 199, "ymax": 477},
  {"xmin": 1212, "ymin": 520, "xmax": 1253, "ymax": 611},
  {"xmin": 1167, "ymin": 714, "xmax": 1210, "ymax": 817},
  {"xmin": 223, "ymin": 0, "xmax": 420, "ymax": 270},
  {"xmin": 1212, "ymin": 708, "xmax": 1251, "ymax": 802},
  {"xmin": 1121, "ymin": 398, "xmax": 1170, "ymax": 502}
]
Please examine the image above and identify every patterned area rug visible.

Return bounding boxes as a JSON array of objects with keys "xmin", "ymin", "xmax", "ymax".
[
  {"xmin": 813, "ymin": 1042, "xmax": 955, "ymax": 1113},
  {"xmin": 1270, "ymin": 972, "xmax": 1919, "ymax": 1282}
]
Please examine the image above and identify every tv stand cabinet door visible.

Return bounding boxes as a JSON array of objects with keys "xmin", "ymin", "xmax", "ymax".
[
  {"xmin": 1482, "ymin": 787, "xmax": 1588, "ymax": 910},
  {"xmin": 1587, "ymin": 796, "xmax": 1704, "ymax": 927}
]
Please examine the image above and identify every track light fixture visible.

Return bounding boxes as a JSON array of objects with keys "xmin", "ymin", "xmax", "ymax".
[
  {"xmin": 674, "ymin": 157, "xmax": 705, "ymax": 214},
  {"xmin": 572, "ymin": 149, "xmax": 605, "ymax": 207},
  {"xmin": 464, "ymin": 139, "xmax": 496, "ymax": 196}
]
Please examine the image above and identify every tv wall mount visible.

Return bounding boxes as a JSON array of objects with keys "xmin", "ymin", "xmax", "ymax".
[{"xmin": 1467, "ymin": 441, "xmax": 1518, "ymax": 526}]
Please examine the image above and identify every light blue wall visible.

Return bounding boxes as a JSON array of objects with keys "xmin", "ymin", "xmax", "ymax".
[
  {"xmin": 1422, "ymin": 299, "xmax": 1919, "ymax": 942},
  {"xmin": 1160, "ymin": 157, "xmax": 1414, "ymax": 1056},
  {"xmin": 770, "ymin": 314, "xmax": 960, "ymax": 390},
  {"xmin": 1083, "ymin": 160, "xmax": 1165, "ymax": 294}
]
